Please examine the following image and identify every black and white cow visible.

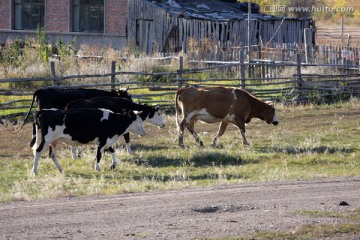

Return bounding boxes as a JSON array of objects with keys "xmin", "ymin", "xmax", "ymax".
[
  {"xmin": 18, "ymin": 87, "xmax": 132, "ymax": 146},
  {"xmin": 65, "ymin": 96, "xmax": 165, "ymax": 154},
  {"xmin": 32, "ymin": 108, "xmax": 145, "ymax": 175}
]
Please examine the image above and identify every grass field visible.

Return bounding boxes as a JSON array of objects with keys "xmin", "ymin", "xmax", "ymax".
[{"xmin": 0, "ymin": 99, "xmax": 359, "ymax": 203}]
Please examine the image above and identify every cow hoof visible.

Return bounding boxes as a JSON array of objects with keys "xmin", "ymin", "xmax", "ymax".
[
  {"xmin": 110, "ymin": 164, "xmax": 116, "ymax": 170},
  {"xmin": 199, "ymin": 141, "xmax": 204, "ymax": 147}
]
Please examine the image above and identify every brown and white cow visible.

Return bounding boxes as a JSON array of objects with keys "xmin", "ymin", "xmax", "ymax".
[{"xmin": 175, "ymin": 86, "xmax": 279, "ymax": 147}]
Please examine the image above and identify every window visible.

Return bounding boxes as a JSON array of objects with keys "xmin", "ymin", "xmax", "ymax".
[
  {"xmin": 14, "ymin": 0, "xmax": 45, "ymax": 30},
  {"xmin": 73, "ymin": 0, "xmax": 104, "ymax": 33}
]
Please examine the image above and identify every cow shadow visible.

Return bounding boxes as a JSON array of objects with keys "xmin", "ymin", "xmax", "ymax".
[
  {"xmin": 255, "ymin": 145, "xmax": 354, "ymax": 154},
  {"xmin": 134, "ymin": 151, "xmax": 250, "ymax": 168}
]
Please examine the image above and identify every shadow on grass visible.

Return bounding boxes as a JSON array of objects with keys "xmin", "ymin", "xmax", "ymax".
[
  {"xmin": 135, "ymin": 151, "xmax": 251, "ymax": 168},
  {"xmin": 128, "ymin": 172, "xmax": 247, "ymax": 182},
  {"xmin": 256, "ymin": 146, "xmax": 354, "ymax": 154}
]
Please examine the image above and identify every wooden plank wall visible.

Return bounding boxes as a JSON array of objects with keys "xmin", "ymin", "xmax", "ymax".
[{"xmin": 129, "ymin": 0, "xmax": 313, "ymax": 54}]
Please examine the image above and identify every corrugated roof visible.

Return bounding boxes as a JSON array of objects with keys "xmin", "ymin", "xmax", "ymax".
[{"xmin": 146, "ymin": 0, "xmax": 287, "ymax": 21}]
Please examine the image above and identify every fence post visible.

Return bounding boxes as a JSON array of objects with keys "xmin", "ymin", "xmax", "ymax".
[
  {"xmin": 304, "ymin": 28, "xmax": 313, "ymax": 63},
  {"xmin": 50, "ymin": 61, "xmax": 56, "ymax": 86},
  {"xmin": 269, "ymin": 52, "xmax": 274, "ymax": 79},
  {"xmin": 341, "ymin": 17, "xmax": 344, "ymax": 38},
  {"xmin": 240, "ymin": 48, "xmax": 246, "ymax": 89},
  {"xmin": 296, "ymin": 53, "xmax": 303, "ymax": 100},
  {"xmin": 178, "ymin": 56, "xmax": 183, "ymax": 88},
  {"xmin": 111, "ymin": 61, "xmax": 116, "ymax": 91}
]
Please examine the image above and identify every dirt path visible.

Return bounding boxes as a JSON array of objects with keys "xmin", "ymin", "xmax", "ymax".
[{"xmin": 0, "ymin": 177, "xmax": 359, "ymax": 239}]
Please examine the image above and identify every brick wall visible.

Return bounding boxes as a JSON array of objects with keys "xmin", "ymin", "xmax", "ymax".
[
  {"xmin": 46, "ymin": 0, "xmax": 69, "ymax": 32},
  {"xmin": 106, "ymin": 0, "xmax": 127, "ymax": 34},
  {"xmin": 0, "ymin": 0, "xmax": 11, "ymax": 29},
  {"xmin": 0, "ymin": 0, "xmax": 128, "ymax": 34}
]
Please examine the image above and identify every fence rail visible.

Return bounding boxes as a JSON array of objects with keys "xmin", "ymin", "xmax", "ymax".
[{"xmin": 1, "ymin": 52, "xmax": 360, "ymax": 123}]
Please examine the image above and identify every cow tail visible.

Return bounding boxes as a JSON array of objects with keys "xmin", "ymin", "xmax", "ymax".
[
  {"xmin": 175, "ymin": 88, "xmax": 181, "ymax": 133},
  {"xmin": 14, "ymin": 90, "xmax": 37, "ymax": 134}
]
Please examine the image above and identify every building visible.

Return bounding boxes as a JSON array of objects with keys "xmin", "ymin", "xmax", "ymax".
[
  {"xmin": 0, "ymin": 0, "xmax": 315, "ymax": 53},
  {"xmin": 0, "ymin": 0, "xmax": 128, "ymax": 49}
]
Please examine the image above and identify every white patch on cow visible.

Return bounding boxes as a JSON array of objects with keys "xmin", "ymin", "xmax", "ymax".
[
  {"xmin": 145, "ymin": 109, "xmax": 165, "ymax": 128},
  {"xmin": 186, "ymin": 108, "xmax": 220, "ymax": 124},
  {"xmin": 127, "ymin": 115, "xmax": 146, "ymax": 136},
  {"xmin": 232, "ymin": 89, "xmax": 237, "ymax": 100},
  {"xmin": 224, "ymin": 113, "xmax": 236, "ymax": 122},
  {"xmin": 99, "ymin": 108, "xmax": 112, "ymax": 122},
  {"xmin": 105, "ymin": 135, "xmax": 121, "ymax": 149}
]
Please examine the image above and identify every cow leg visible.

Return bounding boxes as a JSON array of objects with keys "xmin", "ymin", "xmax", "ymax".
[
  {"xmin": 235, "ymin": 121, "xmax": 249, "ymax": 146},
  {"xmin": 70, "ymin": 146, "xmax": 83, "ymax": 159},
  {"xmin": 178, "ymin": 118, "xmax": 189, "ymax": 147},
  {"xmin": 211, "ymin": 122, "xmax": 228, "ymax": 147},
  {"xmin": 123, "ymin": 133, "xmax": 133, "ymax": 154},
  {"xmin": 95, "ymin": 145, "xmax": 105, "ymax": 172},
  {"xmin": 187, "ymin": 120, "xmax": 203, "ymax": 147},
  {"xmin": 29, "ymin": 123, "xmax": 36, "ymax": 148},
  {"xmin": 49, "ymin": 145, "xmax": 63, "ymax": 173},
  {"xmin": 32, "ymin": 140, "xmax": 47, "ymax": 175},
  {"xmin": 71, "ymin": 147, "xmax": 78, "ymax": 159},
  {"xmin": 108, "ymin": 146, "xmax": 118, "ymax": 170}
]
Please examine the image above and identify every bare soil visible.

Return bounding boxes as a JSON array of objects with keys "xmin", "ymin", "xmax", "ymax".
[{"xmin": 0, "ymin": 177, "xmax": 359, "ymax": 239}]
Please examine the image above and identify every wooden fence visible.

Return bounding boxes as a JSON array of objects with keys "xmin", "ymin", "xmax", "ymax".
[
  {"xmin": 186, "ymin": 43, "xmax": 360, "ymax": 67},
  {"xmin": 316, "ymin": 18, "xmax": 360, "ymax": 46},
  {"xmin": 1, "ymin": 53, "xmax": 360, "ymax": 122}
]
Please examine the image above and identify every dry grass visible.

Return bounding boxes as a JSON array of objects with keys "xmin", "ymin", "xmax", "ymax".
[{"xmin": 1, "ymin": 100, "xmax": 359, "ymax": 202}]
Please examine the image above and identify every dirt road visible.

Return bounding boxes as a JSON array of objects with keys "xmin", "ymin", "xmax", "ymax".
[{"xmin": 0, "ymin": 177, "xmax": 359, "ymax": 239}]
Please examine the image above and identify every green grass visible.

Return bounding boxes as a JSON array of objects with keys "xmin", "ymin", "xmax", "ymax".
[
  {"xmin": 1, "ymin": 99, "xmax": 359, "ymax": 203},
  {"xmin": 238, "ymin": 223, "xmax": 360, "ymax": 240},
  {"xmin": 296, "ymin": 208, "xmax": 360, "ymax": 221},
  {"xmin": 204, "ymin": 208, "xmax": 360, "ymax": 239}
]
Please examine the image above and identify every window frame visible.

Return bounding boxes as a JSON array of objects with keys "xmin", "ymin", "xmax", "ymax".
[
  {"xmin": 72, "ymin": 0, "xmax": 105, "ymax": 33},
  {"xmin": 13, "ymin": 0, "xmax": 45, "ymax": 30}
]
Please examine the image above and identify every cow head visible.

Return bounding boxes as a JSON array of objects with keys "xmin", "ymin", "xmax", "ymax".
[
  {"xmin": 117, "ymin": 87, "xmax": 132, "ymax": 100},
  {"xmin": 127, "ymin": 111, "xmax": 146, "ymax": 136},
  {"xmin": 259, "ymin": 103, "xmax": 279, "ymax": 126},
  {"xmin": 146, "ymin": 105, "xmax": 165, "ymax": 128}
]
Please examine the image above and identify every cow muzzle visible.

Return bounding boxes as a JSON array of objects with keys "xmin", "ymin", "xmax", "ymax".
[{"xmin": 272, "ymin": 114, "xmax": 279, "ymax": 126}]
